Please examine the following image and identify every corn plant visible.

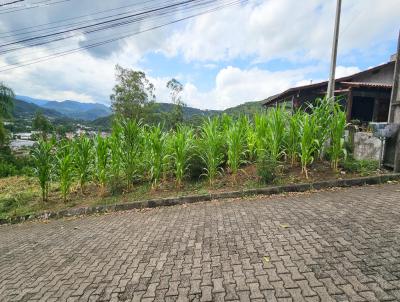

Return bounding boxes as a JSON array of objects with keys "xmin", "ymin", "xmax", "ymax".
[
  {"xmin": 226, "ymin": 118, "xmax": 247, "ymax": 177},
  {"xmin": 146, "ymin": 124, "xmax": 168, "ymax": 187},
  {"xmin": 56, "ymin": 140, "xmax": 74, "ymax": 202},
  {"xmin": 246, "ymin": 124, "xmax": 257, "ymax": 163},
  {"xmin": 94, "ymin": 134, "xmax": 109, "ymax": 194},
  {"xmin": 254, "ymin": 112, "xmax": 268, "ymax": 159},
  {"xmin": 198, "ymin": 117, "xmax": 224, "ymax": 185},
  {"xmin": 299, "ymin": 113, "xmax": 319, "ymax": 178},
  {"xmin": 329, "ymin": 104, "xmax": 347, "ymax": 171},
  {"xmin": 170, "ymin": 124, "xmax": 194, "ymax": 187},
  {"xmin": 31, "ymin": 139, "xmax": 54, "ymax": 202},
  {"xmin": 287, "ymin": 110, "xmax": 302, "ymax": 166},
  {"xmin": 119, "ymin": 118, "xmax": 143, "ymax": 189},
  {"xmin": 108, "ymin": 123, "xmax": 123, "ymax": 193},
  {"xmin": 73, "ymin": 135, "xmax": 93, "ymax": 193},
  {"xmin": 265, "ymin": 106, "xmax": 287, "ymax": 161},
  {"xmin": 308, "ymin": 97, "xmax": 333, "ymax": 159}
]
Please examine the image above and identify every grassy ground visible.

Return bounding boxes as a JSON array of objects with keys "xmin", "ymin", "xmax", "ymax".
[{"xmin": 0, "ymin": 160, "xmax": 383, "ymax": 220}]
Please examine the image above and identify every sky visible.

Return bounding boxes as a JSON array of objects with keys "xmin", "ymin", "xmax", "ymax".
[{"xmin": 0, "ymin": 0, "xmax": 399, "ymax": 110}]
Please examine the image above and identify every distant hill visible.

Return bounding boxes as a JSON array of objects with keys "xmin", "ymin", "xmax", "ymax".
[
  {"xmin": 16, "ymin": 95, "xmax": 48, "ymax": 107},
  {"xmin": 223, "ymin": 100, "xmax": 264, "ymax": 116},
  {"xmin": 13, "ymin": 99, "xmax": 64, "ymax": 119},
  {"xmin": 15, "ymin": 95, "xmax": 111, "ymax": 121},
  {"xmin": 42, "ymin": 100, "xmax": 111, "ymax": 121},
  {"xmin": 156, "ymin": 103, "xmax": 221, "ymax": 118}
]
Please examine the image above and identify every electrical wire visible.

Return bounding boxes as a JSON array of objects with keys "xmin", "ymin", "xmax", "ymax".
[
  {"xmin": 0, "ymin": 0, "xmax": 221, "ymax": 55},
  {"xmin": 0, "ymin": 0, "xmax": 24, "ymax": 7},
  {"xmin": 0, "ymin": 0, "xmax": 244, "ymax": 72},
  {"xmin": 0, "ymin": 0, "xmax": 70, "ymax": 15}
]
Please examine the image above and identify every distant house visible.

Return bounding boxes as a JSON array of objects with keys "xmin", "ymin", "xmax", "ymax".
[{"xmin": 262, "ymin": 56, "xmax": 396, "ymax": 123}]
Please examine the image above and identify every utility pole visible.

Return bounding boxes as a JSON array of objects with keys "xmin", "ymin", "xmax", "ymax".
[
  {"xmin": 327, "ymin": 0, "xmax": 342, "ymax": 99},
  {"xmin": 388, "ymin": 30, "xmax": 400, "ymax": 172}
]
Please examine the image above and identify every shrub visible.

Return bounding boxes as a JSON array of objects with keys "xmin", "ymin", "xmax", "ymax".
[
  {"xmin": 0, "ymin": 160, "xmax": 17, "ymax": 177},
  {"xmin": 341, "ymin": 158, "xmax": 378, "ymax": 176},
  {"xmin": 257, "ymin": 155, "xmax": 278, "ymax": 184}
]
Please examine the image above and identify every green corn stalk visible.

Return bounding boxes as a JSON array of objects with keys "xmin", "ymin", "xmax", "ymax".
[
  {"xmin": 265, "ymin": 105, "xmax": 287, "ymax": 162},
  {"xmin": 31, "ymin": 139, "xmax": 54, "ymax": 202},
  {"xmin": 119, "ymin": 118, "xmax": 143, "ymax": 189},
  {"xmin": 170, "ymin": 124, "xmax": 194, "ymax": 187},
  {"xmin": 307, "ymin": 97, "xmax": 333, "ymax": 159},
  {"xmin": 94, "ymin": 134, "xmax": 109, "ymax": 194},
  {"xmin": 254, "ymin": 112, "xmax": 268, "ymax": 159},
  {"xmin": 73, "ymin": 134, "xmax": 93, "ymax": 193},
  {"xmin": 287, "ymin": 110, "xmax": 302, "ymax": 166},
  {"xmin": 226, "ymin": 118, "xmax": 247, "ymax": 178},
  {"xmin": 299, "ymin": 113, "xmax": 319, "ymax": 179},
  {"xmin": 56, "ymin": 140, "xmax": 74, "ymax": 202},
  {"xmin": 329, "ymin": 103, "xmax": 347, "ymax": 171},
  {"xmin": 198, "ymin": 117, "xmax": 224, "ymax": 185},
  {"xmin": 146, "ymin": 124, "xmax": 168, "ymax": 187},
  {"xmin": 108, "ymin": 121, "xmax": 123, "ymax": 193},
  {"xmin": 246, "ymin": 125, "xmax": 257, "ymax": 163}
]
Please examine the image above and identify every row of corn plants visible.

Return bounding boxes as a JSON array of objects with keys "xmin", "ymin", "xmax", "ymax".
[{"xmin": 30, "ymin": 98, "xmax": 347, "ymax": 202}]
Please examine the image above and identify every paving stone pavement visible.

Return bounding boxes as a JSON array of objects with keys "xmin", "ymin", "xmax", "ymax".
[{"xmin": 1, "ymin": 183, "xmax": 400, "ymax": 302}]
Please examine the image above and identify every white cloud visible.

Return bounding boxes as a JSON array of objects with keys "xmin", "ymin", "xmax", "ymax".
[
  {"xmin": 164, "ymin": 0, "xmax": 399, "ymax": 63},
  {"xmin": 180, "ymin": 66, "xmax": 316, "ymax": 110},
  {"xmin": 335, "ymin": 65, "xmax": 361, "ymax": 78}
]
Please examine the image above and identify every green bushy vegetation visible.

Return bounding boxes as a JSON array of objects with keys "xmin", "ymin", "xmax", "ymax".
[
  {"xmin": 340, "ymin": 157, "xmax": 379, "ymax": 176},
  {"xmin": 25, "ymin": 98, "xmax": 350, "ymax": 202}
]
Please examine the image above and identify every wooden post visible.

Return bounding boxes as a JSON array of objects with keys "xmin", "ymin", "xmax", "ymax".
[{"xmin": 346, "ymin": 88, "xmax": 353, "ymax": 122}]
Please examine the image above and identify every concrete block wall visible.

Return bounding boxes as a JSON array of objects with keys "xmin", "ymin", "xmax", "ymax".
[{"xmin": 353, "ymin": 132, "xmax": 382, "ymax": 161}]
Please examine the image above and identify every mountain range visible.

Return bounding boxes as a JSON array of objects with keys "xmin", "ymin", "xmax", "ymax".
[
  {"xmin": 16, "ymin": 95, "xmax": 112, "ymax": 121},
  {"xmin": 13, "ymin": 95, "xmax": 264, "ymax": 124}
]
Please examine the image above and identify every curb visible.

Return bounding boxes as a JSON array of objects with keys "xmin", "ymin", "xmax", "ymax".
[{"xmin": 1, "ymin": 173, "xmax": 399, "ymax": 225}]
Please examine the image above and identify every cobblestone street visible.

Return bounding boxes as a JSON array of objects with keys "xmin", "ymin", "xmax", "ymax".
[{"xmin": 1, "ymin": 183, "xmax": 400, "ymax": 301}]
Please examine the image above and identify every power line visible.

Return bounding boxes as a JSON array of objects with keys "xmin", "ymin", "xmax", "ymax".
[
  {"xmin": 0, "ymin": 0, "xmax": 218, "ymax": 54},
  {"xmin": 0, "ymin": 0, "xmax": 160, "ymax": 38},
  {"xmin": 0, "ymin": 0, "xmax": 200, "ymax": 48},
  {"xmin": 0, "ymin": 0, "xmax": 70, "ymax": 14},
  {"xmin": 0, "ymin": 0, "xmax": 24, "ymax": 7},
  {"xmin": 0, "ymin": 0, "xmax": 220, "ymax": 59},
  {"xmin": 0, "ymin": 0, "xmax": 244, "ymax": 72}
]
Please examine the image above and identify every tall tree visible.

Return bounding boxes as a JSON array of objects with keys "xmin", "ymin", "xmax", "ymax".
[
  {"xmin": 110, "ymin": 65, "xmax": 156, "ymax": 121},
  {"xmin": 0, "ymin": 83, "xmax": 14, "ymax": 147},
  {"xmin": 32, "ymin": 111, "xmax": 52, "ymax": 139},
  {"xmin": 167, "ymin": 78, "xmax": 185, "ymax": 126}
]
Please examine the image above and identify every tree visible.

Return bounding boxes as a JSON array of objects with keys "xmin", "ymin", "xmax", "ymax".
[
  {"xmin": 0, "ymin": 83, "xmax": 14, "ymax": 147},
  {"xmin": 167, "ymin": 78, "xmax": 185, "ymax": 126},
  {"xmin": 32, "ymin": 111, "xmax": 52, "ymax": 139},
  {"xmin": 110, "ymin": 65, "xmax": 156, "ymax": 121}
]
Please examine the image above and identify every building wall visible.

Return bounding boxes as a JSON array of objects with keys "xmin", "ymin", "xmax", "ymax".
[{"xmin": 352, "ymin": 62, "xmax": 395, "ymax": 85}]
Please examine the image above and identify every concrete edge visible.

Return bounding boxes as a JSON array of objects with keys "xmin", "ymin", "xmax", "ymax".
[{"xmin": 1, "ymin": 173, "xmax": 399, "ymax": 225}]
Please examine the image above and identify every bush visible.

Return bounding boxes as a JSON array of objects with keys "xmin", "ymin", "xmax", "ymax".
[
  {"xmin": 257, "ymin": 156, "xmax": 279, "ymax": 184},
  {"xmin": 0, "ymin": 160, "xmax": 17, "ymax": 177},
  {"xmin": 341, "ymin": 158, "xmax": 379, "ymax": 176}
]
